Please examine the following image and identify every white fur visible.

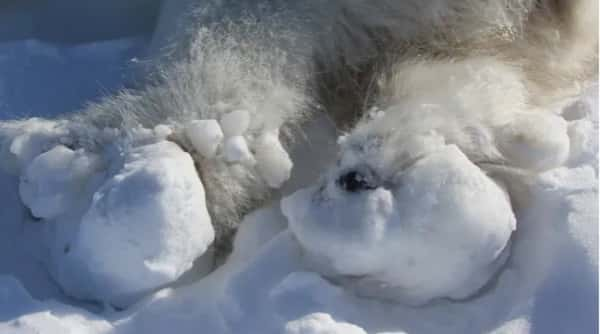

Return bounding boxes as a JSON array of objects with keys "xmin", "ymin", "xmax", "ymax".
[
  {"xmin": 280, "ymin": 0, "xmax": 597, "ymax": 304},
  {"xmin": 1, "ymin": 0, "xmax": 596, "ymax": 269}
]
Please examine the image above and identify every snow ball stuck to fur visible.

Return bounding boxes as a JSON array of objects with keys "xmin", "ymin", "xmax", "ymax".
[
  {"xmin": 568, "ymin": 119, "xmax": 597, "ymax": 164},
  {"xmin": 19, "ymin": 145, "xmax": 101, "ymax": 219},
  {"xmin": 220, "ymin": 109, "xmax": 250, "ymax": 138},
  {"xmin": 366, "ymin": 106, "xmax": 385, "ymax": 120},
  {"xmin": 7, "ymin": 119, "xmax": 69, "ymax": 168},
  {"xmin": 497, "ymin": 113, "xmax": 570, "ymax": 171},
  {"xmin": 282, "ymin": 145, "xmax": 515, "ymax": 305},
  {"xmin": 254, "ymin": 129, "xmax": 293, "ymax": 188},
  {"xmin": 185, "ymin": 119, "xmax": 224, "ymax": 158},
  {"xmin": 153, "ymin": 124, "xmax": 173, "ymax": 139},
  {"xmin": 223, "ymin": 135, "xmax": 254, "ymax": 164},
  {"xmin": 284, "ymin": 313, "xmax": 367, "ymax": 334},
  {"xmin": 57, "ymin": 141, "xmax": 214, "ymax": 306}
]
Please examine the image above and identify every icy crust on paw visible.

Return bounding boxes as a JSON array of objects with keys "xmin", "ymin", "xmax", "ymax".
[
  {"xmin": 19, "ymin": 145, "xmax": 102, "ymax": 220},
  {"xmin": 30, "ymin": 141, "xmax": 215, "ymax": 306},
  {"xmin": 0, "ymin": 118, "xmax": 70, "ymax": 173},
  {"xmin": 282, "ymin": 145, "xmax": 515, "ymax": 305},
  {"xmin": 2, "ymin": 118, "xmax": 216, "ymax": 306}
]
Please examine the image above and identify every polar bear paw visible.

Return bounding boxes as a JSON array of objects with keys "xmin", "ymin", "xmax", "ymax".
[{"xmin": 2, "ymin": 120, "xmax": 215, "ymax": 306}]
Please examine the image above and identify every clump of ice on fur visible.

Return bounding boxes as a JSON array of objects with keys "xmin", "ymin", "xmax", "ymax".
[
  {"xmin": 568, "ymin": 120, "xmax": 597, "ymax": 167},
  {"xmin": 497, "ymin": 113, "xmax": 570, "ymax": 170},
  {"xmin": 366, "ymin": 106, "xmax": 385, "ymax": 120},
  {"xmin": 153, "ymin": 124, "xmax": 173, "ymax": 139},
  {"xmin": 284, "ymin": 313, "xmax": 367, "ymax": 334},
  {"xmin": 54, "ymin": 141, "xmax": 214, "ymax": 305},
  {"xmin": 282, "ymin": 145, "xmax": 515, "ymax": 305},
  {"xmin": 185, "ymin": 119, "xmax": 224, "ymax": 158},
  {"xmin": 220, "ymin": 109, "xmax": 250, "ymax": 138},
  {"xmin": 7, "ymin": 119, "xmax": 69, "ymax": 168},
  {"xmin": 19, "ymin": 145, "xmax": 101, "ymax": 219},
  {"xmin": 254, "ymin": 129, "xmax": 293, "ymax": 188},
  {"xmin": 223, "ymin": 136, "xmax": 254, "ymax": 164}
]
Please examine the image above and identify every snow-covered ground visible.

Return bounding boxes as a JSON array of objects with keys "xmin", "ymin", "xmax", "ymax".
[
  {"xmin": 0, "ymin": 38, "xmax": 148, "ymax": 120},
  {"xmin": 0, "ymin": 0, "xmax": 160, "ymax": 120},
  {"xmin": 0, "ymin": 4, "xmax": 597, "ymax": 334}
]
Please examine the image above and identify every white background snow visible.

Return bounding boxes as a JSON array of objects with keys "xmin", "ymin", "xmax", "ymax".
[{"xmin": 0, "ymin": 1, "xmax": 597, "ymax": 333}]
